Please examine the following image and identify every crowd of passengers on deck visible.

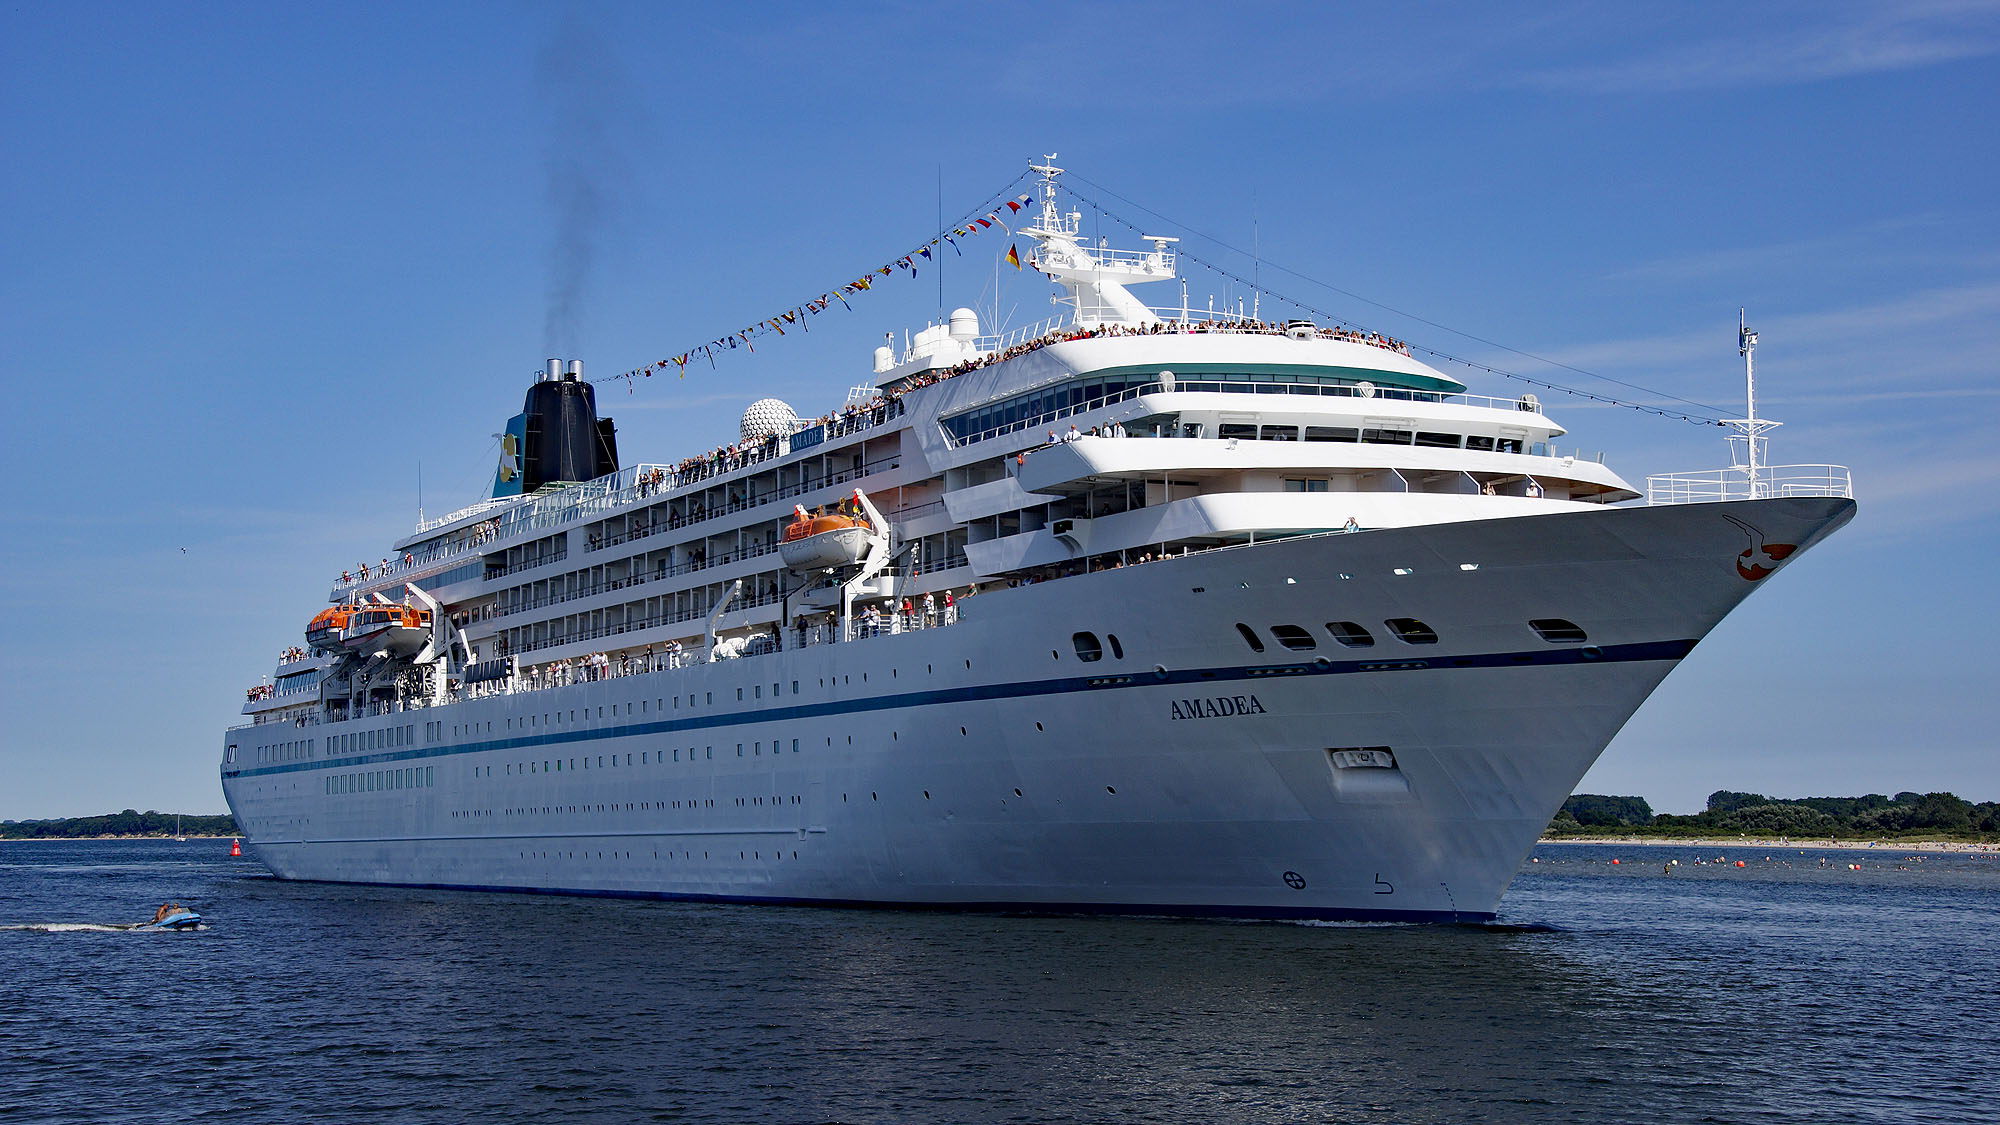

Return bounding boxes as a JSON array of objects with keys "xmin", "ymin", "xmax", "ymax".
[{"xmin": 334, "ymin": 317, "xmax": 1410, "ymax": 592}]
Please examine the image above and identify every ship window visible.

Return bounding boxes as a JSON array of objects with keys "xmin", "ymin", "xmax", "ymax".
[
  {"xmin": 1362, "ymin": 428, "xmax": 1413, "ymax": 445},
  {"xmin": 1415, "ymin": 431, "xmax": 1462, "ymax": 449},
  {"xmin": 1530, "ymin": 619, "xmax": 1589, "ymax": 643},
  {"xmin": 1496, "ymin": 438, "xmax": 1525, "ymax": 454},
  {"xmin": 1235, "ymin": 623, "xmax": 1266, "ymax": 653},
  {"xmin": 1218, "ymin": 423, "xmax": 1258, "ymax": 442},
  {"xmin": 1261, "ymin": 425, "xmax": 1298, "ymax": 441},
  {"xmin": 1270, "ymin": 625, "xmax": 1317, "ymax": 651},
  {"xmin": 1107, "ymin": 634, "xmax": 1124, "ymax": 660},
  {"xmin": 1306, "ymin": 426, "xmax": 1358, "ymax": 442},
  {"xmin": 1327, "ymin": 621, "xmax": 1375, "ymax": 648},
  {"xmin": 1465, "ymin": 435, "xmax": 1495, "ymax": 452},
  {"xmin": 1072, "ymin": 632, "xmax": 1103, "ymax": 662},
  {"xmin": 1385, "ymin": 618, "xmax": 1439, "ymax": 644},
  {"xmin": 1283, "ymin": 479, "xmax": 1330, "ymax": 492}
]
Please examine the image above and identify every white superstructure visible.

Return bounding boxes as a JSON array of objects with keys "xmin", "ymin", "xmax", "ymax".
[{"xmin": 222, "ymin": 161, "xmax": 1855, "ymax": 921}]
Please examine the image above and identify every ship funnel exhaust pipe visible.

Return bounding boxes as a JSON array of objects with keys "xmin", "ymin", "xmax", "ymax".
[
  {"xmin": 566, "ymin": 359, "xmax": 583, "ymax": 380},
  {"xmin": 546, "ymin": 358, "xmax": 562, "ymax": 380}
]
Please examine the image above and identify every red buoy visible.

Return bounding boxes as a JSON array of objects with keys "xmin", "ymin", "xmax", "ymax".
[
  {"xmin": 230, "ymin": 838, "xmax": 242, "ymax": 857},
  {"xmin": 1736, "ymin": 860, "xmax": 1746, "ymax": 867},
  {"xmin": 1610, "ymin": 858, "xmax": 1620, "ymax": 864}
]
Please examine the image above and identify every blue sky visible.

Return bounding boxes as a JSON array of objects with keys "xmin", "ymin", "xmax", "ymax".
[{"xmin": 3, "ymin": 1, "xmax": 1994, "ymax": 819}]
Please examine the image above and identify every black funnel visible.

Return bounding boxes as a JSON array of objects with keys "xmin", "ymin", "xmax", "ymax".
[{"xmin": 521, "ymin": 370, "xmax": 618, "ymax": 490}]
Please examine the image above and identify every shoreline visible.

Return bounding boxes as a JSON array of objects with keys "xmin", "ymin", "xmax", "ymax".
[
  {"xmin": 0, "ymin": 834, "xmax": 237, "ymax": 842},
  {"xmin": 1539, "ymin": 836, "xmax": 1996, "ymax": 855}
]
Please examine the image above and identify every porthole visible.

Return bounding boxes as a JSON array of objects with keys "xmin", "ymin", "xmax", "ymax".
[
  {"xmin": 1071, "ymin": 632, "xmax": 1104, "ymax": 662},
  {"xmin": 1107, "ymin": 634, "xmax": 1124, "ymax": 659},
  {"xmin": 1326, "ymin": 621, "xmax": 1375, "ymax": 648},
  {"xmin": 1530, "ymin": 618, "xmax": 1588, "ymax": 643},
  {"xmin": 1105, "ymin": 785, "xmax": 1117, "ymax": 795},
  {"xmin": 1234, "ymin": 623, "xmax": 1266, "ymax": 653},
  {"xmin": 1385, "ymin": 618, "xmax": 1439, "ymax": 645},
  {"xmin": 1014, "ymin": 788, "xmax": 1023, "ymax": 796},
  {"xmin": 1269, "ymin": 624, "xmax": 1316, "ymax": 651}
]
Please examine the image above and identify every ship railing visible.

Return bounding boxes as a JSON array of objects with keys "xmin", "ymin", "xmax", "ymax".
[
  {"xmin": 412, "ymin": 496, "xmax": 514, "ymax": 536},
  {"xmin": 457, "ymin": 601, "xmax": 968, "ymax": 702},
  {"xmin": 228, "ymin": 711, "xmax": 325, "ymax": 731},
  {"xmin": 966, "ymin": 313, "xmax": 1071, "ymax": 356},
  {"xmin": 585, "ymin": 452, "xmax": 904, "ymax": 553},
  {"xmin": 501, "ymin": 500, "xmax": 946, "ymax": 620},
  {"xmin": 333, "ymin": 465, "xmax": 668, "ymax": 597},
  {"xmin": 1646, "ymin": 465, "xmax": 1853, "ymax": 505},
  {"xmin": 942, "ymin": 378, "xmax": 1548, "ymax": 449}
]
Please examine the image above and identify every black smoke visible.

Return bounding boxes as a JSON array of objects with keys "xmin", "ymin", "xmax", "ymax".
[{"xmin": 537, "ymin": 14, "xmax": 643, "ymax": 356}]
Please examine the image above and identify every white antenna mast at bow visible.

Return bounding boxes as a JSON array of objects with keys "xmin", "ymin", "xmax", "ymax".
[{"xmin": 1722, "ymin": 309, "xmax": 1781, "ymax": 498}]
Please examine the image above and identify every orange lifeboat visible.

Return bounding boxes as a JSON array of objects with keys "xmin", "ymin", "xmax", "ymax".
[
  {"xmin": 779, "ymin": 502, "xmax": 873, "ymax": 570},
  {"xmin": 340, "ymin": 603, "xmax": 433, "ymax": 657},
  {"xmin": 306, "ymin": 606, "xmax": 356, "ymax": 652}
]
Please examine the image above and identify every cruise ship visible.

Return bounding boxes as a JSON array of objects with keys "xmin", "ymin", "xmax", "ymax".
[{"xmin": 220, "ymin": 161, "xmax": 1855, "ymax": 921}]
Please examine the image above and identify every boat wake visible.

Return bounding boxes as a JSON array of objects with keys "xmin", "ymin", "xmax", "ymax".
[{"xmin": 0, "ymin": 922, "xmax": 207, "ymax": 933}]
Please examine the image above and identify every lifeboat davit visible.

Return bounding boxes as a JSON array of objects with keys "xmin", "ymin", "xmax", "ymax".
[
  {"xmin": 309, "ymin": 603, "xmax": 431, "ymax": 657},
  {"xmin": 779, "ymin": 504, "xmax": 873, "ymax": 570}
]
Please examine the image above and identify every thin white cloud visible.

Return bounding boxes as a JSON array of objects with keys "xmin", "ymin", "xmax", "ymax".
[
  {"xmin": 1523, "ymin": 1, "xmax": 2000, "ymax": 93},
  {"xmin": 1600, "ymin": 213, "xmax": 1985, "ymax": 284}
]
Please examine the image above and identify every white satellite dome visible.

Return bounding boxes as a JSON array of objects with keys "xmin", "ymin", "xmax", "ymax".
[{"xmin": 740, "ymin": 398, "xmax": 799, "ymax": 443}]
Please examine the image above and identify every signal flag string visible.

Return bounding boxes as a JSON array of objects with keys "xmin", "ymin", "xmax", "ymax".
[
  {"xmin": 598, "ymin": 172, "xmax": 1036, "ymax": 391},
  {"xmin": 1062, "ymin": 174, "xmax": 1730, "ymax": 426}
]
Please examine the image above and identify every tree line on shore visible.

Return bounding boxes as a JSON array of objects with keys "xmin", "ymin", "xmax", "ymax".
[
  {"xmin": 1550, "ymin": 790, "xmax": 1999, "ymax": 839},
  {"xmin": 0, "ymin": 810, "xmax": 240, "ymax": 839}
]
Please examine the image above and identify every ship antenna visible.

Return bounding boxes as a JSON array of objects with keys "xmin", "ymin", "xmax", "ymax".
[
  {"xmin": 936, "ymin": 163, "xmax": 945, "ymax": 322},
  {"xmin": 1252, "ymin": 188, "xmax": 1260, "ymax": 322},
  {"xmin": 1722, "ymin": 308, "xmax": 1780, "ymax": 498}
]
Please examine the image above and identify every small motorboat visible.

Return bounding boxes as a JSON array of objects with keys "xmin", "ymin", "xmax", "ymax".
[
  {"xmin": 139, "ymin": 904, "xmax": 202, "ymax": 931},
  {"xmin": 779, "ymin": 504, "xmax": 874, "ymax": 570}
]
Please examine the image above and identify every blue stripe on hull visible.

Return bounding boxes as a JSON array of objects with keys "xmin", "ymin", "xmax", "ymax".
[{"xmin": 227, "ymin": 637, "xmax": 1698, "ymax": 779}]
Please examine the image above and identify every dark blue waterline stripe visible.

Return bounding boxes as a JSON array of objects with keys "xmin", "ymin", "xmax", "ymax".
[
  {"xmin": 226, "ymin": 638, "xmax": 1696, "ymax": 780},
  {"xmin": 252, "ymin": 872, "xmax": 1496, "ymax": 926}
]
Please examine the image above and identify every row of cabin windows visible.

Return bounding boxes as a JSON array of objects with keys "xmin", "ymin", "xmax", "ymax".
[
  {"xmin": 1217, "ymin": 423, "xmax": 1525, "ymax": 453},
  {"xmin": 332, "ymin": 725, "xmax": 413, "ymax": 756},
  {"xmin": 940, "ymin": 371, "xmax": 1479, "ymax": 444},
  {"xmin": 327, "ymin": 766, "xmax": 433, "ymax": 794},
  {"xmin": 1237, "ymin": 618, "xmax": 1588, "ymax": 652},
  {"xmin": 451, "ymin": 692, "xmax": 717, "ymax": 740},
  {"xmin": 258, "ymin": 738, "xmax": 316, "ymax": 764}
]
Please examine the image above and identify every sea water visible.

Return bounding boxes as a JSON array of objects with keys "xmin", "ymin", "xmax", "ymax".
[{"xmin": 0, "ymin": 839, "xmax": 1993, "ymax": 1124}]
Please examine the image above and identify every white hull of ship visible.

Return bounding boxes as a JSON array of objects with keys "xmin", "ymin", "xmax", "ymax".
[{"xmin": 221, "ymin": 497, "xmax": 1852, "ymax": 922}]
